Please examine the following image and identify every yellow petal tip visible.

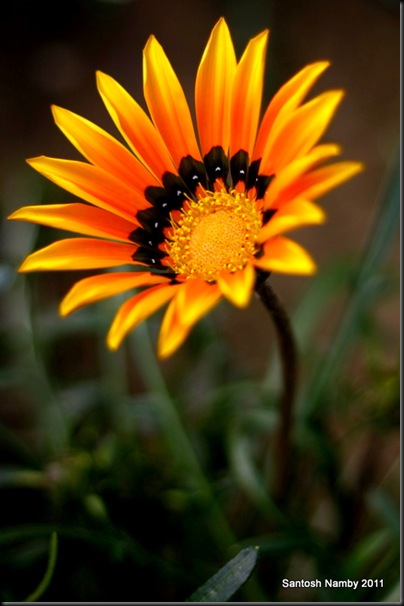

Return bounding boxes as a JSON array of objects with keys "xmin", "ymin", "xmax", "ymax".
[
  {"xmin": 17, "ymin": 259, "xmax": 31, "ymax": 273},
  {"xmin": 26, "ymin": 156, "xmax": 46, "ymax": 169},
  {"xmin": 143, "ymin": 34, "xmax": 159, "ymax": 55},
  {"xmin": 157, "ymin": 332, "xmax": 182, "ymax": 359},
  {"xmin": 106, "ymin": 333, "xmax": 120, "ymax": 351},
  {"xmin": 7, "ymin": 209, "xmax": 20, "ymax": 220},
  {"xmin": 59, "ymin": 298, "xmax": 72, "ymax": 317}
]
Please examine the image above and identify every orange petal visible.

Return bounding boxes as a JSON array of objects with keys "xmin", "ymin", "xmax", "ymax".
[
  {"xmin": 230, "ymin": 30, "xmax": 269, "ymax": 158},
  {"xmin": 263, "ymin": 143, "xmax": 341, "ymax": 208},
  {"xmin": 8, "ymin": 203, "xmax": 137, "ymax": 242},
  {"xmin": 176, "ymin": 278, "xmax": 222, "ymax": 326},
  {"xmin": 27, "ymin": 156, "xmax": 151, "ymax": 222},
  {"xmin": 216, "ymin": 264, "xmax": 255, "ymax": 307},
  {"xmin": 260, "ymin": 90, "xmax": 344, "ymax": 175},
  {"xmin": 96, "ymin": 71, "xmax": 176, "ymax": 179},
  {"xmin": 284, "ymin": 161, "xmax": 365, "ymax": 201},
  {"xmin": 51, "ymin": 105, "xmax": 154, "ymax": 189},
  {"xmin": 18, "ymin": 238, "xmax": 137, "ymax": 272},
  {"xmin": 60, "ymin": 271, "xmax": 170, "ymax": 316},
  {"xmin": 254, "ymin": 236, "xmax": 316, "ymax": 274},
  {"xmin": 195, "ymin": 18, "xmax": 237, "ymax": 155},
  {"xmin": 107, "ymin": 283, "xmax": 179, "ymax": 350},
  {"xmin": 156, "ymin": 291, "xmax": 189, "ymax": 359},
  {"xmin": 158, "ymin": 279, "xmax": 221, "ymax": 358},
  {"xmin": 143, "ymin": 36, "xmax": 201, "ymax": 166},
  {"xmin": 253, "ymin": 61, "xmax": 330, "ymax": 162},
  {"xmin": 257, "ymin": 199, "xmax": 326, "ymax": 243}
]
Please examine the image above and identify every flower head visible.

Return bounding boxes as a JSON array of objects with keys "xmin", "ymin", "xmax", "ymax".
[{"xmin": 9, "ymin": 18, "xmax": 363, "ymax": 357}]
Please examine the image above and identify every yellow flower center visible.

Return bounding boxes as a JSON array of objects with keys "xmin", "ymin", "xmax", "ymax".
[{"xmin": 166, "ymin": 190, "xmax": 262, "ymax": 281}]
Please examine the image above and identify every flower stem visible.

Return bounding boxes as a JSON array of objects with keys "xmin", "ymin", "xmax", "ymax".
[{"xmin": 256, "ymin": 275, "xmax": 298, "ymax": 505}]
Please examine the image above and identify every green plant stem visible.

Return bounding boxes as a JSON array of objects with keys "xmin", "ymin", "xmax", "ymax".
[
  {"xmin": 256, "ymin": 277, "xmax": 298, "ymax": 505},
  {"xmin": 24, "ymin": 532, "xmax": 58, "ymax": 602}
]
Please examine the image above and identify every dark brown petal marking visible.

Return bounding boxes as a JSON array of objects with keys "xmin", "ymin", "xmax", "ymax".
[
  {"xmin": 247, "ymin": 159, "xmax": 274, "ymax": 199},
  {"xmin": 129, "ymin": 171, "xmax": 190, "ymax": 266},
  {"xmin": 129, "ymin": 226, "xmax": 165, "ymax": 249},
  {"xmin": 130, "ymin": 170, "xmax": 193, "ymax": 272},
  {"xmin": 255, "ymin": 174, "xmax": 274, "ymax": 199},
  {"xmin": 144, "ymin": 185, "xmax": 181, "ymax": 212},
  {"xmin": 178, "ymin": 155, "xmax": 207, "ymax": 194},
  {"xmin": 135, "ymin": 206, "xmax": 171, "ymax": 233},
  {"xmin": 130, "ymin": 205, "xmax": 170, "ymax": 267},
  {"xmin": 161, "ymin": 172, "xmax": 190, "ymax": 206},
  {"xmin": 132, "ymin": 245, "xmax": 168, "ymax": 266},
  {"xmin": 203, "ymin": 146, "xmax": 230, "ymax": 189},
  {"xmin": 230, "ymin": 149, "xmax": 249, "ymax": 186},
  {"xmin": 247, "ymin": 158, "xmax": 260, "ymax": 190},
  {"xmin": 262, "ymin": 209, "xmax": 277, "ymax": 224}
]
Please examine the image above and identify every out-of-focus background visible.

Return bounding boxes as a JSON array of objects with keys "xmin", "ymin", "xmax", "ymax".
[{"xmin": 0, "ymin": 0, "xmax": 400, "ymax": 602}]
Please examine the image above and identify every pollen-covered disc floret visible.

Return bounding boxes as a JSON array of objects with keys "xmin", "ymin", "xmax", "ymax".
[{"xmin": 165, "ymin": 190, "xmax": 262, "ymax": 281}]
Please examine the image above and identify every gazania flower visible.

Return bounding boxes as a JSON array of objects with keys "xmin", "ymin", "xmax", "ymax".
[{"xmin": 9, "ymin": 18, "xmax": 362, "ymax": 358}]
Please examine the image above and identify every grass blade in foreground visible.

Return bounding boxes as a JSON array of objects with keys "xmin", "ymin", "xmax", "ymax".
[
  {"xmin": 186, "ymin": 547, "xmax": 259, "ymax": 602},
  {"xmin": 23, "ymin": 532, "xmax": 58, "ymax": 602}
]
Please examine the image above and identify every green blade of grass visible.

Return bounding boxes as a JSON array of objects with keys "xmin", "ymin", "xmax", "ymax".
[
  {"xmin": 186, "ymin": 547, "xmax": 259, "ymax": 602},
  {"xmin": 300, "ymin": 154, "xmax": 400, "ymax": 417},
  {"xmin": 23, "ymin": 532, "xmax": 58, "ymax": 602}
]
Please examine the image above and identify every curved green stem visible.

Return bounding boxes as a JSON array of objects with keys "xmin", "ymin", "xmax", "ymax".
[
  {"xmin": 24, "ymin": 532, "xmax": 58, "ymax": 602},
  {"xmin": 256, "ymin": 276, "xmax": 298, "ymax": 505}
]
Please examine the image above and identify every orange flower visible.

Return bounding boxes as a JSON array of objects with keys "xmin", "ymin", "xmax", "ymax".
[{"xmin": 9, "ymin": 18, "xmax": 363, "ymax": 358}]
